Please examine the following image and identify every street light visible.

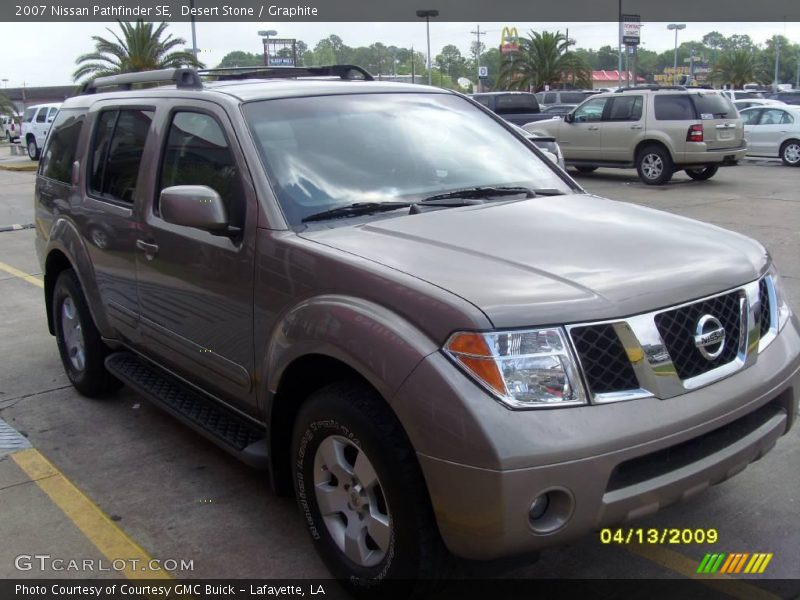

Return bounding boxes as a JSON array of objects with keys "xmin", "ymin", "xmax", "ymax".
[
  {"xmin": 416, "ymin": 9, "xmax": 439, "ymax": 86},
  {"xmin": 259, "ymin": 30, "xmax": 278, "ymax": 66},
  {"xmin": 667, "ymin": 23, "xmax": 686, "ymax": 85}
]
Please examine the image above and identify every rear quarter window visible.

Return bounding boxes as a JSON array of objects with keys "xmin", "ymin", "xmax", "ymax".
[
  {"xmin": 654, "ymin": 95, "xmax": 696, "ymax": 120},
  {"xmin": 39, "ymin": 109, "xmax": 86, "ymax": 184},
  {"xmin": 692, "ymin": 94, "xmax": 737, "ymax": 119}
]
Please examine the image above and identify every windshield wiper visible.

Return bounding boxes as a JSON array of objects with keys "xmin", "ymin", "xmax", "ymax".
[
  {"xmin": 422, "ymin": 186, "xmax": 537, "ymax": 203},
  {"xmin": 302, "ymin": 202, "xmax": 413, "ymax": 223}
]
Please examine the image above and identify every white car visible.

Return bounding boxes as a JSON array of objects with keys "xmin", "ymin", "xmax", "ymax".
[
  {"xmin": 1, "ymin": 115, "xmax": 21, "ymax": 142},
  {"xmin": 739, "ymin": 105, "xmax": 800, "ymax": 166},
  {"xmin": 733, "ymin": 98, "xmax": 786, "ymax": 111},
  {"xmin": 20, "ymin": 103, "xmax": 61, "ymax": 160},
  {"xmin": 721, "ymin": 90, "xmax": 765, "ymax": 102}
]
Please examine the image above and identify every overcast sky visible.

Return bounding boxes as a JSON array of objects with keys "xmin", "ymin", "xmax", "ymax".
[{"xmin": 1, "ymin": 21, "xmax": 798, "ymax": 87}]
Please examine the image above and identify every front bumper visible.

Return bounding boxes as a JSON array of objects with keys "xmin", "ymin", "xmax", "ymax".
[{"xmin": 391, "ymin": 317, "xmax": 800, "ymax": 560}]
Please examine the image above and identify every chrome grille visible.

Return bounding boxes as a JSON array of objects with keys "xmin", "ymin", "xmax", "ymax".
[
  {"xmin": 654, "ymin": 291, "xmax": 742, "ymax": 380},
  {"xmin": 570, "ymin": 324, "xmax": 638, "ymax": 394}
]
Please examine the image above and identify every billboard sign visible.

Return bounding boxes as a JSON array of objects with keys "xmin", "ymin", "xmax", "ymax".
[{"xmin": 622, "ymin": 14, "xmax": 641, "ymax": 45}]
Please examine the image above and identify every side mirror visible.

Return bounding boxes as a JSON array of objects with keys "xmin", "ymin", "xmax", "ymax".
[
  {"xmin": 564, "ymin": 113, "xmax": 574, "ymax": 123},
  {"xmin": 160, "ymin": 185, "xmax": 231, "ymax": 233}
]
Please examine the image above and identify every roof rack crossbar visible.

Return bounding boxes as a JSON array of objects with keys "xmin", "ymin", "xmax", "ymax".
[
  {"xmin": 82, "ymin": 67, "xmax": 203, "ymax": 94},
  {"xmin": 615, "ymin": 85, "xmax": 687, "ymax": 92},
  {"xmin": 197, "ymin": 64, "xmax": 375, "ymax": 81}
]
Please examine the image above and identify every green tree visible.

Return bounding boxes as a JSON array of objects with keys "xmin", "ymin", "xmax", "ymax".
[
  {"xmin": 216, "ymin": 51, "xmax": 262, "ymax": 68},
  {"xmin": 711, "ymin": 49, "xmax": 765, "ymax": 88},
  {"xmin": 435, "ymin": 45, "xmax": 467, "ymax": 81},
  {"xmin": 596, "ymin": 45, "xmax": 620, "ymax": 70},
  {"xmin": 0, "ymin": 93, "xmax": 17, "ymax": 117},
  {"xmin": 73, "ymin": 20, "xmax": 203, "ymax": 83},
  {"xmin": 497, "ymin": 30, "xmax": 590, "ymax": 91}
]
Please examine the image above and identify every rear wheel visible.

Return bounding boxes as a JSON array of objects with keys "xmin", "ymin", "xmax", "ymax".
[
  {"xmin": 780, "ymin": 140, "xmax": 800, "ymax": 166},
  {"xmin": 636, "ymin": 145, "xmax": 674, "ymax": 185},
  {"xmin": 52, "ymin": 270, "xmax": 120, "ymax": 397},
  {"xmin": 685, "ymin": 165, "xmax": 719, "ymax": 180},
  {"xmin": 575, "ymin": 166, "xmax": 598, "ymax": 173},
  {"xmin": 27, "ymin": 137, "xmax": 39, "ymax": 160},
  {"xmin": 292, "ymin": 382, "xmax": 449, "ymax": 596}
]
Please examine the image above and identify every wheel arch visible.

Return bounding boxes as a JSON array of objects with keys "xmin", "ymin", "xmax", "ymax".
[{"xmin": 634, "ymin": 138, "xmax": 672, "ymax": 161}]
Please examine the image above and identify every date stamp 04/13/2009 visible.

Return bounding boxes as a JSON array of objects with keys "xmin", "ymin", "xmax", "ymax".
[{"xmin": 599, "ymin": 528, "xmax": 719, "ymax": 545}]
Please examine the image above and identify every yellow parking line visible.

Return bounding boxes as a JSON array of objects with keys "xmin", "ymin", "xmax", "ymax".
[
  {"xmin": 11, "ymin": 448, "xmax": 171, "ymax": 580},
  {"xmin": 0, "ymin": 260, "xmax": 43, "ymax": 288},
  {"xmin": 625, "ymin": 544, "xmax": 781, "ymax": 600}
]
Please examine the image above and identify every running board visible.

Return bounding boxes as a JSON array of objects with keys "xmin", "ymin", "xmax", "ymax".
[{"xmin": 105, "ymin": 352, "xmax": 268, "ymax": 468}]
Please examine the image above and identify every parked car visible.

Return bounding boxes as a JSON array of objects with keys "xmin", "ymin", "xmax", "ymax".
[
  {"xmin": 469, "ymin": 91, "xmax": 546, "ymax": 126},
  {"xmin": 36, "ymin": 66, "xmax": 799, "ymax": 595},
  {"xmin": 733, "ymin": 98, "xmax": 787, "ymax": 111},
  {"xmin": 721, "ymin": 90, "xmax": 765, "ymax": 101},
  {"xmin": 1, "ymin": 114, "xmax": 21, "ymax": 141},
  {"xmin": 525, "ymin": 87, "xmax": 746, "ymax": 185},
  {"xmin": 766, "ymin": 91, "xmax": 800, "ymax": 106},
  {"xmin": 21, "ymin": 102, "xmax": 61, "ymax": 160},
  {"xmin": 535, "ymin": 90, "xmax": 596, "ymax": 107},
  {"xmin": 738, "ymin": 105, "xmax": 800, "ymax": 166},
  {"xmin": 511, "ymin": 124, "xmax": 566, "ymax": 170},
  {"xmin": 541, "ymin": 103, "xmax": 578, "ymax": 116}
]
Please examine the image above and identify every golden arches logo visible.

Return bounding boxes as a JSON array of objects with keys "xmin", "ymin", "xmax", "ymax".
[{"xmin": 500, "ymin": 27, "xmax": 520, "ymax": 54}]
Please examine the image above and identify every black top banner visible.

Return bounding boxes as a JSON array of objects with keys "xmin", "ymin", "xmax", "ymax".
[{"xmin": 3, "ymin": 0, "xmax": 800, "ymax": 22}]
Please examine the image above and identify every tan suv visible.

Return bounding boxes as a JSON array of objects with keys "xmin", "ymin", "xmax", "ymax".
[{"xmin": 524, "ymin": 87, "xmax": 746, "ymax": 184}]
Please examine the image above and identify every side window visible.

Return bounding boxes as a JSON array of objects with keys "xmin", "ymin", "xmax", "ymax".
[
  {"xmin": 654, "ymin": 95, "xmax": 696, "ymax": 120},
  {"xmin": 759, "ymin": 109, "xmax": 785, "ymax": 125},
  {"xmin": 739, "ymin": 109, "xmax": 762, "ymax": 125},
  {"xmin": 47, "ymin": 107, "xmax": 59, "ymax": 123},
  {"xmin": 495, "ymin": 94, "xmax": 538, "ymax": 115},
  {"xmin": 573, "ymin": 97, "xmax": 607, "ymax": 122},
  {"xmin": 39, "ymin": 109, "xmax": 86, "ymax": 184},
  {"xmin": 781, "ymin": 111, "xmax": 794, "ymax": 125},
  {"xmin": 35, "ymin": 109, "xmax": 47, "ymax": 123},
  {"xmin": 89, "ymin": 109, "xmax": 154, "ymax": 203},
  {"xmin": 544, "ymin": 93, "xmax": 557, "ymax": 104},
  {"xmin": 23, "ymin": 108, "xmax": 35, "ymax": 123},
  {"xmin": 534, "ymin": 93, "xmax": 545, "ymax": 103},
  {"xmin": 159, "ymin": 112, "xmax": 245, "ymax": 228},
  {"xmin": 608, "ymin": 95, "xmax": 643, "ymax": 121}
]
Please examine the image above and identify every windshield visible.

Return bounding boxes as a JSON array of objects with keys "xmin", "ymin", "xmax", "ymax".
[{"xmin": 243, "ymin": 93, "xmax": 571, "ymax": 225}]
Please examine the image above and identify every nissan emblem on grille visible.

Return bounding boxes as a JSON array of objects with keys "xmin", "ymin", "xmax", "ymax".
[{"xmin": 694, "ymin": 315, "xmax": 726, "ymax": 360}]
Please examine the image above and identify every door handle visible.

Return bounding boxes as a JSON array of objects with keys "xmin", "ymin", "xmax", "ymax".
[
  {"xmin": 588, "ymin": 126, "xmax": 599, "ymax": 131},
  {"xmin": 630, "ymin": 125, "xmax": 643, "ymax": 129},
  {"xmin": 136, "ymin": 239, "xmax": 159, "ymax": 259}
]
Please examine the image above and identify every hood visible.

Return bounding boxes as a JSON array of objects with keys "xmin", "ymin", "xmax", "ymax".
[{"xmin": 301, "ymin": 194, "xmax": 768, "ymax": 328}]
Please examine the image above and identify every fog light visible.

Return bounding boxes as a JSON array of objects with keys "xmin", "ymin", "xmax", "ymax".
[{"xmin": 529, "ymin": 494, "xmax": 550, "ymax": 521}]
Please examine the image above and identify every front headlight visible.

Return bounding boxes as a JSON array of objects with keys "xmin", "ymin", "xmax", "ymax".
[
  {"xmin": 770, "ymin": 266, "xmax": 792, "ymax": 332},
  {"xmin": 443, "ymin": 328, "xmax": 586, "ymax": 409}
]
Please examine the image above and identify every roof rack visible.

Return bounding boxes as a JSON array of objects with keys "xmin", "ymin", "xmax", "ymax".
[
  {"xmin": 614, "ymin": 85, "xmax": 687, "ymax": 92},
  {"xmin": 80, "ymin": 64, "xmax": 375, "ymax": 95},
  {"xmin": 82, "ymin": 67, "xmax": 202, "ymax": 94},
  {"xmin": 198, "ymin": 64, "xmax": 375, "ymax": 81}
]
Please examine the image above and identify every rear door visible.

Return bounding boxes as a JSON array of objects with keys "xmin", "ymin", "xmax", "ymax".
[
  {"xmin": 739, "ymin": 108, "xmax": 764, "ymax": 155},
  {"xmin": 135, "ymin": 100, "xmax": 258, "ymax": 415},
  {"xmin": 749, "ymin": 108, "xmax": 792, "ymax": 156},
  {"xmin": 690, "ymin": 92, "xmax": 742, "ymax": 150},
  {"xmin": 599, "ymin": 94, "xmax": 644, "ymax": 161}
]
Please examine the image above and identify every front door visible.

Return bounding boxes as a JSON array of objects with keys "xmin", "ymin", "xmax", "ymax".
[
  {"xmin": 749, "ymin": 108, "xmax": 792, "ymax": 157},
  {"xmin": 135, "ymin": 102, "xmax": 258, "ymax": 415},
  {"xmin": 559, "ymin": 96, "xmax": 608, "ymax": 160},
  {"xmin": 600, "ymin": 95, "xmax": 645, "ymax": 161}
]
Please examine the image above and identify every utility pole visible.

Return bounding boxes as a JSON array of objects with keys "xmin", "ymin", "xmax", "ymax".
[
  {"xmin": 796, "ymin": 51, "xmax": 799, "ymax": 88},
  {"xmin": 773, "ymin": 36, "xmax": 781, "ymax": 91},
  {"xmin": 189, "ymin": 0, "xmax": 198, "ymax": 58},
  {"xmin": 470, "ymin": 24, "xmax": 486, "ymax": 92},
  {"xmin": 411, "ymin": 45, "xmax": 415, "ymax": 84},
  {"xmin": 618, "ymin": 0, "xmax": 623, "ymax": 88}
]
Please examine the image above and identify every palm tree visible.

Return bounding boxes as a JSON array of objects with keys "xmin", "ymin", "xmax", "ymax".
[
  {"xmin": 73, "ymin": 20, "xmax": 204, "ymax": 83},
  {"xmin": 710, "ymin": 49, "xmax": 765, "ymax": 89},
  {"xmin": 496, "ymin": 31, "xmax": 590, "ymax": 91}
]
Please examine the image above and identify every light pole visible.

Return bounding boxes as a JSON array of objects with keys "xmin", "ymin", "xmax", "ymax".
[
  {"xmin": 258, "ymin": 30, "xmax": 278, "ymax": 66},
  {"xmin": 416, "ymin": 9, "xmax": 439, "ymax": 86},
  {"xmin": 667, "ymin": 24, "xmax": 686, "ymax": 85}
]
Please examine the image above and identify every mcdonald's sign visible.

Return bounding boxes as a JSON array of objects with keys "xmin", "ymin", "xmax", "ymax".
[{"xmin": 500, "ymin": 27, "xmax": 519, "ymax": 55}]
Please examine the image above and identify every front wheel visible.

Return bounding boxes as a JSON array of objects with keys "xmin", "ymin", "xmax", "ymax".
[
  {"xmin": 685, "ymin": 165, "xmax": 719, "ymax": 181},
  {"xmin": 52, "ymin": 270, "xmax": 120, "ymax": 397},
  {"xmin": 292, "ymin": 382, "xmax": 449, "ymax": 596},
  {"xmin": 780, "ymin": 140, "xmax": 800, "ymax": 166},
  {"xmin": 636, "ymin": 145, "xmax": 674, "ymax": 185},
  {"xmin": 27, "ymin": 138, "xmax": 39, "ymax": 160}
]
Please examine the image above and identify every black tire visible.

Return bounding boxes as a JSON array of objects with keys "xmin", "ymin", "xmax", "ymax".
[
  {"xmin": 292, "ymin": 381, "xmax": 449, "ymax": 597},
  {"xmin": 685, "ymin": 165, "xmax": 719, "ymax": 181},
  {"xmin": 27, "ymin": 137, "xmax": 39, "ymax": 160},
  {"xmin": 780, "ymin": 139, "xmax": 800, "ymax": 167},
  {"xmin": 574, "ymin": 166, "xmax": 598, "ymax": 173},
  {"xmin": 636, "ymin": 145, "xmax": 674, "ymax": 185},
  {"xmin": 52, "ymin": 269, "xmax": 120, "ymax": 397}
]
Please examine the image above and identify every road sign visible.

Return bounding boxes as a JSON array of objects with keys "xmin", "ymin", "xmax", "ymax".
[
  {"xmin": 622, "ymin": 14, "xmax": 641, "ymax": 46},
  {"xmin": 478, "ymin": 66, "xmax": 488, "ymax": 78}
]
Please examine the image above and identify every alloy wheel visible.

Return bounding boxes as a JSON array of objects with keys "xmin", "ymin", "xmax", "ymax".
[
  {"xmin": 60, "ymin": 296, "xmax": 86, "ymax": 372},
  {"xmin": 641, "ymin": 153, "xmax": 663, "ymax": 180}
]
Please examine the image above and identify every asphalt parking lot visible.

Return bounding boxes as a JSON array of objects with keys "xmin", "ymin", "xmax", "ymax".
[{"xmin": 0, "ymin": 157, "xmax": 798, "ymax": 597}]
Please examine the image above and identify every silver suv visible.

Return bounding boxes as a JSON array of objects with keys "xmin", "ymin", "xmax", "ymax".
[
  {"xmin": 34, "ymin": 67, "xmax": 799, "ymax": 595},
  {"xmin": 525, "ymin": 87, "xmax": 746, "ymax": 184}
]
